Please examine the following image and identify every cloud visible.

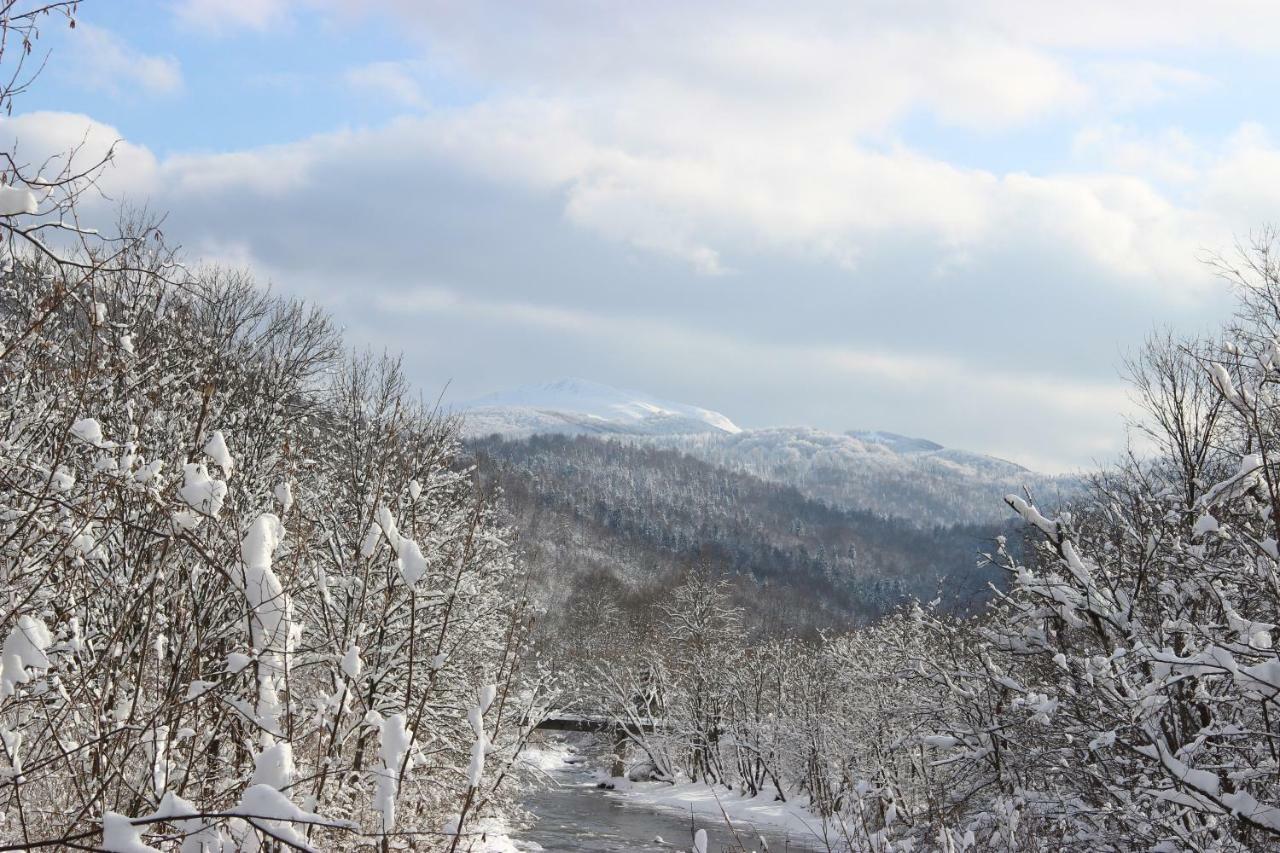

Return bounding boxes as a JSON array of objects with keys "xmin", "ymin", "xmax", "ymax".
[
  {"xmin": 134, "ymin": 4, "xmax": 1280, "ymax": 289},
  {"xmin": 13, "ymin": 0, "xmax": 1280, "ymax": 469},
  {"xmin": 344, "ymin": 61, "xmax": 427, "ymax": 107},
  {"xmin": 65, "ymin": 24, "xmax": 182, "ymax": 96},
  {"xmin": 1072, "ymin": 125, "xmax": 1202, "ymax": 185},
  {"xmin": 1203, "ymin": 125, "xmax": 1280, "ymax": 229},
  {"xmin": 0, "ymin": 108, "xmax": 1235, "ymax": 402},
  {"xmin": 172, "ymin": 0, "xmax": 296, "ymax": 34},
  {"xmin": 965, "ymin": 0, "xmax": 1280, "ymax": 52},
  {"xmin": 0, "ymin": 112, "xmax": 160, "ymax": 197},
  {"xmin": 388, "ymin": 95, "xmax": 1218, "ymax": 288},
  {"xmin": 363, "ymin": 1, "xmax": 1280, "ymax": 129},
  {"xmin": 1087, "ymin": 60, "xmax": 1211, "ymax": 110},
  {"xmin": 374, "ymin": 3, "xmax": 1091, "ymax": 135},
  {"xmin": 138, "ymin": 3, "xmax": 1214, "ymax": 286}
]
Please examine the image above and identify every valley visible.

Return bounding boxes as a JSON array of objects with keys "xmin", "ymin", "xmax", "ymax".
[{"xmin": 458, "ymin": 379, "xmax": 1064, "ymax": 635}]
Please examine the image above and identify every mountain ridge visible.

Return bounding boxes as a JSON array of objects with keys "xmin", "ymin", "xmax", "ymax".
[{"xmin": 457, "ymin": 379, "xmax": 1075, "ymax": 528}]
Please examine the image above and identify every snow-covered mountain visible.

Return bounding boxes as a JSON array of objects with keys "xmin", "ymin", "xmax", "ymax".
[
  {"xmin": 645, "ymin": 427, "xmax": 1072, "ymax": 526},
  {"xmin": 458, "ymin": 378, "xmax": 741, "ymax": 438},
  {"xmin": 847, "ymin": 430, "xmax": 944, "ymax": 455},
  {"xmin": 457, "ymin": 378, "xmax": 1077, "ymax": 526}
]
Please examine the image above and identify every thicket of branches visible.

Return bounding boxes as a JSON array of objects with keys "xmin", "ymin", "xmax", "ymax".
[{"xmin": 0, "ymin": 229, "xmax": 549, "ymax": 852}]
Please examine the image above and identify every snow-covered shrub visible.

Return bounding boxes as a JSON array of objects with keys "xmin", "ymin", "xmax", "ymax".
[
  {"xmin": 872, "ymin": 242, "xmax": 1280, "ymax": 850},
  {"xmin": 0, "ymin": 252, "xmax": 544, "ymax": 849}
]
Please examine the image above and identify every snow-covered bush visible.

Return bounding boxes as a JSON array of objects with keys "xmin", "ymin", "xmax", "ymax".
[
  {"xmin": 0, "ymin": 8, "xmax": 550, "ymax": 847},
  {"xmin": 0, "ymin": 249, "xmax": 544, "ymax": 848},
  {"xmin": 834, "ymin": 241, "xmax": 1280, "ymax": 849}
]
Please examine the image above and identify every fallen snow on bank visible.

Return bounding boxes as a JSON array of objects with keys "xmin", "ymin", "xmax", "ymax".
[
  {"xmin": 604, "ymin": 777, "xmax": 835, "ymax": 849},
  {"xmin": 444, "ymin": 815, "xmax": 531, "ymax": 853},
  {"xmin": 517, "ymin": 740, "xmax": 577, "ymax": 773},
  {"xmin": 521, "ymin": 740, "xmax": 831, "ymax": 849}
]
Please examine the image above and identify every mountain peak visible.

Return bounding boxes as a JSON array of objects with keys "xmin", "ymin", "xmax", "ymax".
[{"xmin": 459, "ymin": 378, "xmax": 742, "ymax": 437}]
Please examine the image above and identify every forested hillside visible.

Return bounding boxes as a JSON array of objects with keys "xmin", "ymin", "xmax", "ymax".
[
  {"xmin": 643, "ymin": 427, "xmax": 1077, "ymax": 527},
  {"xmin": 469, "ymin": 434, "xmax": 1012, "ymax": 634}
]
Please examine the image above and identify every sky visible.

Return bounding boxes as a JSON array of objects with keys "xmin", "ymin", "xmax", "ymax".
[{"xmin": 16, "ymin": 1, "xmax": 1280, "ymax": 472}]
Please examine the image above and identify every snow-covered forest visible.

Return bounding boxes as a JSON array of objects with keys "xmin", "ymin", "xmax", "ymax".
[
  {"xmin": 7, "ymin": 3, "xmax": 1280, "ymax": 851},
  {"xmin": 636, "ymin": 428, "xmax": 1073, "ymax": 528},
  {"xmin": 470, "ymin": 433, "xmax": 1010, "ymax": 631}
]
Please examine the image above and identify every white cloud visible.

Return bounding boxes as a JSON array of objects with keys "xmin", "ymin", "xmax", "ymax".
[
  {"xmin": 1087, "ymin": 60, "xmax": 1210, "ymax": 110},
  {"xmin": 0, "ymin": 112, "xmax": 160, "ymax": 197},
  {"xmin": 344, "ymin": 61, "xmax": 426, "ymax": 107},
  {"xmin": 1072, "ymin": 125, "xmax": 1202, "ymax": 185},
  {"xmin": 365, "ymin": 1, "xmax": 1280, "ymax": 128},
  {"xmin": 969, "ymin": 0, "xmax": 1280, "ymax": 52},
  {"xmin": 379, "ymin": 4, "xmax": 1090, "ymax": 135},
  {"xmin": 19, "ymin": 0, "xmax": 1280, "ymax": 470},
  {"xmin": 144, "ymin": 2, "xmax": 1280, "ymax": 285},
  {"xmin": 1203, "ymin": 125, "xmax": 1280, "ymax": 230},
  {"xmin": 390, "ymin": 95, "xmax": 1218, "ymax": 287},
  {"xmin": 173, "ymin": 0, "xmax": 296, "ymax": 34},
  {"xmin": 1, "ymin": 103, "xmax": 1232, "ymax": 291},
  {"xmin": 147, "ymin": 3, "xmax": 1223, "ymax": 286},
  {"xmin": 66, "ymin": 24, "xmax": 182, "ymax": 96}
]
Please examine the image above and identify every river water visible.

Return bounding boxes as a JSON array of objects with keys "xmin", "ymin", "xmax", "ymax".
[{"xmin": 514, "ymin": 761, "xmax": 826, "ymax": 852}]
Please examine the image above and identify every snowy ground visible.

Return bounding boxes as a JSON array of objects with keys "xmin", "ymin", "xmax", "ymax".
[
  {"xmin": 456, "ymin": 820, "xmax": 527, "ymax": 853},
  {"xmin": 518, "ymin": 740, "xmax": 579, "ymax": 774},
  {"xmin": 509, "ymin": 739, "xmax": 837, "ymax": 851},
  {"xmin": 599, "ymin": 776, "xmax": 838, "ymax": 850}
]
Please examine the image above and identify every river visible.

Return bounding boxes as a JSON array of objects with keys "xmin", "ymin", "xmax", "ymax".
[{"xmin": 514, "ymin": 759, "xmax": 827, "ymax": 852}]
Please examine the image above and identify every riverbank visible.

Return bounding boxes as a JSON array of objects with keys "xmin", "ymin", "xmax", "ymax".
[
  {"xmin": 601, "ymin": 776, "xmax": 836, "ymax": 850},
  {"xmin": 511, "ymin": 739, "xmax": 834, "ymax": 851}
]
